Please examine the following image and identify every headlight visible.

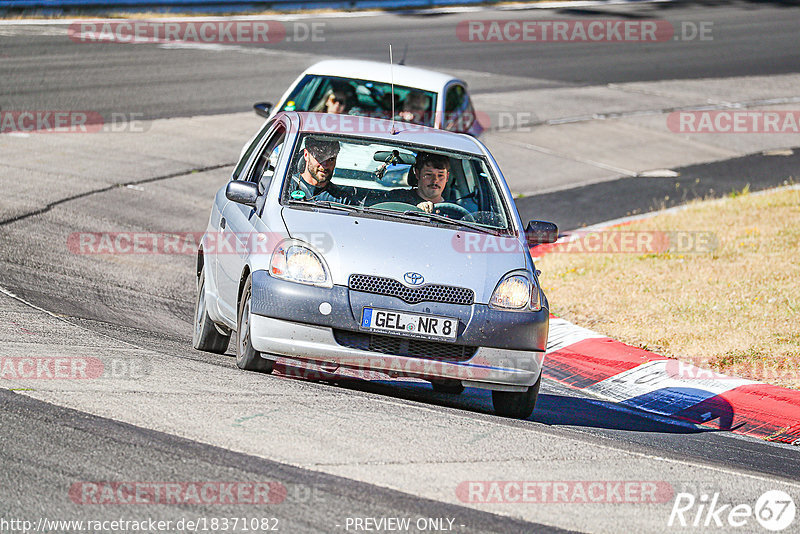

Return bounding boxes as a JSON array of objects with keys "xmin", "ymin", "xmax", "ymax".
[
  {"xmin": 269, "ymin": 240, "xmax": 331, "ymax": 287},
  {"xmin": 490, "ymin": 273, "xmax": 542, "ymax": 312}
]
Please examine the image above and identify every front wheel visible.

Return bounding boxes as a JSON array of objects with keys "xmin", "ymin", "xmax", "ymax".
[
  {"xmin": 192, "ymin": 266, "xmax": 231, "ymax": 354},
  {"xmin": 492, "ymin": 373, "xmax": 541, "ymax": 419},
  {"xmin": 236, "ymin": 276, "xmax": 274, "ymax": 374}
]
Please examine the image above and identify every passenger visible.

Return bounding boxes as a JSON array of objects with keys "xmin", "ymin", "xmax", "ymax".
[
  {"xmin": 385, "ymin": 153, "xmax": 451, "ymax": 212},
  {"xmin": 311, "ymin": 85, "xmax": 355, "ymax": 115},
  {"xmin": 397, "ymin": 92, "xmax": 432, "ymax": 125},
  {"xmin": 292, "ymin": 138, "xmax": 358, "ymax": 205}
]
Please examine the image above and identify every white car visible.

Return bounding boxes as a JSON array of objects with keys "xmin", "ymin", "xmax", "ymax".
[
  {"xmin": 194, "ymin": 112, "xmax": 558, "ymax": 418},
  {"xmin": 254, "ymin": 59, "xmax": 484, "ymax": 136}
]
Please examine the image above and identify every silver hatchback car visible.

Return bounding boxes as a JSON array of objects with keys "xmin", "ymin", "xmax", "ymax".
[{"xmin": 193, "ymin": 112, "xmax": 557, "ymax": 419}]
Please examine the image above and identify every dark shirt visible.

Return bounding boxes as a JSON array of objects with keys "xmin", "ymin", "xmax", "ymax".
[
  {"xmin": 292, "ymin": 174, "xmax": 360, "ymax": 205},
  {"xmin": 382, "ymin": 188, "xmax": 425, "ymax": 206}
]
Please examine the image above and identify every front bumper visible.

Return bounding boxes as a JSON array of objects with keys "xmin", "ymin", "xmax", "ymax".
[{"xmin": 249, "ymin": 270, "xmax": 548, "ymax": 389}]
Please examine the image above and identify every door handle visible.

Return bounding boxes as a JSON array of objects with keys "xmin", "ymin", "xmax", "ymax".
[{"xmin": 220, "ymin": 217, "xmax": 226, "ymax": 229}]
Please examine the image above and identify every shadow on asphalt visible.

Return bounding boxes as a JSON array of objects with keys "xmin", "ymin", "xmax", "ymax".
[
  {"xmin": 274, "ymin": 364, "xmax": 709, "ymax": 434},
  {"xmin": 532, "ymin": 393, "xmax": 707, "ymax": 434}
]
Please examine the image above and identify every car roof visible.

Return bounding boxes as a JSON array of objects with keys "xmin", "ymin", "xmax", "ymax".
[
  {"xmin": 289, "ymin": 112, "xmax": 484, "ymax": 155},
  {"xmin": 302, "ymin": 60, "xmax": 462, "ymax": 93}
]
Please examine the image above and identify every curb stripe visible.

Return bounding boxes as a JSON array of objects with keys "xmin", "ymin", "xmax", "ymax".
[
  {"xmin": 544, "ymin": 337, "xmax": 664, "ymax": 388},
  {"xmin": 542, "ymin": 319, "xmax": 800, "ymax": 442},
  {"xmin": 537, "ymin": 186, "xmax": 800, "ymax": 442}
]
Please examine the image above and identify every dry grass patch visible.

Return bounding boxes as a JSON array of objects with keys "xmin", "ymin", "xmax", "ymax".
[{"xmin": 537, "ymin": 186, "xmax": 800, "ymax": 389}]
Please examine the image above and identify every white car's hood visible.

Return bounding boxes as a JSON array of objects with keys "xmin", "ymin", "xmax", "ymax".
[{"xmin": 281, "ymin": 208, "xmax": 528, "ymax": 304}]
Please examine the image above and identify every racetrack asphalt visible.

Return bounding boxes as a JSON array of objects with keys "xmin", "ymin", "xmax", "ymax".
[{"xmin": 516, "ymin": 148, "xmax": 800, "ymax": 230}]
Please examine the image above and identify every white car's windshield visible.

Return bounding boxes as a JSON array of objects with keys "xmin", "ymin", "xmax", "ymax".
[
  {"xmin": 281, "ymin": 75, "xmax": 438, "ymax": 128},
  {"xmin": 283, "ymin": 133, "xmax": 513, "ymax": 233}
]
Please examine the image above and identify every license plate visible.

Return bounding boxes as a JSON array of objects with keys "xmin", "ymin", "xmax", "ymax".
[{"xmin": 360, "ymin": 308, "xmax": 458, "ymax": 341}]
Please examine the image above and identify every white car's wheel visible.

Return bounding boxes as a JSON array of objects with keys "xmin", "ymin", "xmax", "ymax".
[
  {"xmin": 236, "ymin": 276, "xmax": 274, "ymax": 373},
  {"xmin": 492, "ymin": 372, "xmax": 541, "ymax": 419},
  {"xmin": 192, "ymin": 266, "xmax": 231, "ymax": 354}
]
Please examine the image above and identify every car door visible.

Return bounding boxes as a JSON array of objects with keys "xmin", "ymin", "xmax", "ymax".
[
  {"xmin": 216, "ymin": 123, "xmax": 287, "ymax": 323},
  {"xmin": 206, "ymin": 122, "xmax": 270, "ymax": 317}
]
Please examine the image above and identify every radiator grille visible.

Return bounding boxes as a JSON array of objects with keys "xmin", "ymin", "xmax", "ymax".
[{"xmin": 348, "ymin": 274, "xmax": 473, "ymax": 305}]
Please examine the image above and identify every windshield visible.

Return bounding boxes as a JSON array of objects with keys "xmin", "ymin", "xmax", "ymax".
[
  {"xmin": 282, "ymin": 133, "xmax": 513, "ymax": 234},
  {"xmin": 280, "ymin": 75, "xmax": 438, "ymax": 128}
]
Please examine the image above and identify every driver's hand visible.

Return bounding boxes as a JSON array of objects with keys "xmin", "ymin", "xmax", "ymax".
[{"xmin": 416, "ymin": 201, "xmax": 433, "ymax": 213}]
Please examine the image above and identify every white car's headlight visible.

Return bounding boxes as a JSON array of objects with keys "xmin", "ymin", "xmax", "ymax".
[
  {"xmin": 269, "ymin": 241, "xmax": 331, "ymax": 287},
  {"xmin": 490, "ymin": 273, "xmax": 542, "ymax": 312}
]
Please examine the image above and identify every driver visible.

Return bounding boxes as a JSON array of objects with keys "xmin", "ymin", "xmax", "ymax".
[{"xmin": 385, "ymin": 153, "xmax": 451, "ymax": 213}]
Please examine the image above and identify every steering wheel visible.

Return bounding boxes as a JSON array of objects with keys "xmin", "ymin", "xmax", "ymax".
[{"xmin": 432, "ymin": 202, "xmax": 470, "ymax": 220}]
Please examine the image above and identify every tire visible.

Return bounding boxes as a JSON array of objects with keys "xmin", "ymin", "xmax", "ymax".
[
  {"xmin": 431, "ymin": 380, "xmax": 465, "ymax": 395},
  {"xmin": 492, "ymin": 372, "xmax": 542, "ymax": 419},
  {"xmin": 193, "ymin": 266, "xmax": 231, "ymax": 354},
  {"xmin": 236, "ymin": 276, "xmax": 274, "ymax": 373}
]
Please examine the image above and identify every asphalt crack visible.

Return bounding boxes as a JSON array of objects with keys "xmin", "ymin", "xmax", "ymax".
[{"xmin": 0, "ymin": 162, "xmax": 234, "ymax": 227}]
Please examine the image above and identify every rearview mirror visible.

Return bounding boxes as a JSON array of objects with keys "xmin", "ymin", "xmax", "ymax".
[
  {"xmin": 253, "ymin": 102, "xmax": 273, "ymax": 118},
  {"xmin": 373, "ymin": 150, "xmax": 416, "ymax": 165},
  {"xmin": 226, "ymin": 181, "xmax": 259, "ymax": 207},
  {"xmin": 525, "ymin": 220, "xmax": 559, "ymax": 245}
]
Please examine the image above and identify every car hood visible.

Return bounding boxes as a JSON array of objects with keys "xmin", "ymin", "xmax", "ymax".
[{"xmin": 281, "ymin": 207, "xmax": 528, "ymax": 304}]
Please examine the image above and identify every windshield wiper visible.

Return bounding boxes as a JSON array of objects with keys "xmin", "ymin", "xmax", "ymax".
[
  {"xmin": 291, "ymin": 200, "xmax": 364, "ymax": 213},
  {"xmin": 400, "ymin": 210, "xmax": 505, "ymax": 236},
  {"xmin": 292, "ymin": 201, "xmax": 506, "ymax": 236}
]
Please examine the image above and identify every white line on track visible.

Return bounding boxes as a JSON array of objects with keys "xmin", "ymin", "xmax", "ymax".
[{"xmin": 0, "ymin": 283, "xmax": 142, "ymax": 350}]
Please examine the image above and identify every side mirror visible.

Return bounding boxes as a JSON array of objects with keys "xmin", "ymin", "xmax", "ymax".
[
  {"xmin": 226, "ymin": 181, "xmax": 259, "ymax": 207},
  {"xmin": 253, "ymin": 102, "xmax": 273, "ymax": 118},
  {"xmin": 525, "ymin": 220, "xmax": 559, "ymax": 245}
]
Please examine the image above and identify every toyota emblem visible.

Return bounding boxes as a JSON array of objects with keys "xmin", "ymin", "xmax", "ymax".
[{"xmin": 403, "ymin": 272, "xmax": 424, "ymax": 285}]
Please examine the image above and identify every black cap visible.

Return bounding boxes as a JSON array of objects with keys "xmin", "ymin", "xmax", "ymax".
[{"xmin": 304, "ymin": 138, "xmax": 340, "ymax": 161}]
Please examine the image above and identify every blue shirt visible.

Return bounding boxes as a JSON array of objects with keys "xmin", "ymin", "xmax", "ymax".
[{"xmin": 293, "ymin": 175, "xmax": 361, "ymax": 205}]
